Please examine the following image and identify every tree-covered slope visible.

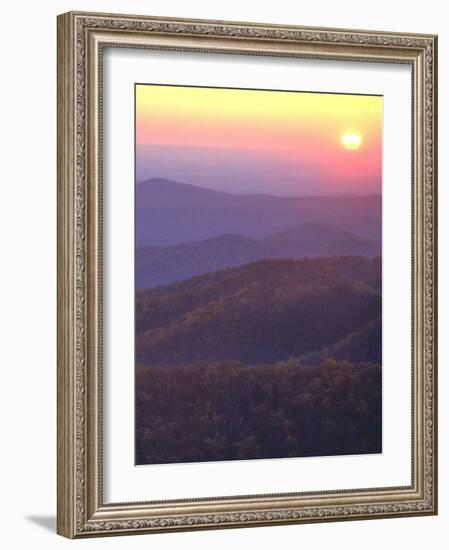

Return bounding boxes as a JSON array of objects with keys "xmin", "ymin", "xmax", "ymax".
[
  {"xmin": 136, "ymin": 223, "xmax": 380, "ymax": 289},
  {"xmin": 136, "ymin": 257, "xmax": 381, "ymax": 366}
]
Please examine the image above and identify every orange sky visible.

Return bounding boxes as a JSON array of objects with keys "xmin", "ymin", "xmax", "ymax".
[{"xmin": 136, "ymin": 84, "xmax": 382, "ymax": 196}]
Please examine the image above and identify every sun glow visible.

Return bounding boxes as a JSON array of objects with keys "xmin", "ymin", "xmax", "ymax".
[
  {"xmin": 136, "ymin": 84, "xmax": 382, "ymax": 193},
  {"xmin": 341, "ymin": 131, "xmax": 363, "ymax": 150}
]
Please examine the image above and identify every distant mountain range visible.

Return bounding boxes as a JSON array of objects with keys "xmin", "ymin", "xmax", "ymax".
[
  {"xmin": 135, "ymin": 179, "xmax": 383, "ymax": 465},
  {"xmin": 136, "ymin": 223, "xmax": 381, "ymax": 289},
  {"xmin": 136, "ymin": 257, "xmax": 381, "ymax": 367},
  {"xmin": 136, "ymin": 178, "xmax": 382, "ymax": 247}
]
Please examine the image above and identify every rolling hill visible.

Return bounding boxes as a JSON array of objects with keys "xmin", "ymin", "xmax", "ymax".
[
  {"xmin": 136, "ymin": 223, "xmax": 380, "ymax": 289},
  {"xmin": 263, "ymin": 222, "xmax": 380, "ymax": 257},
  {"xmin": 136, "ymin": 178, "xmax": 382, "ymax": 247},
  {"xmin": 136, "ymin": 234, "xmax": 272, "ymax": 289},
  {"xmin": 136, "ymin": 257, "xmax": 381, "ymax": 367}
]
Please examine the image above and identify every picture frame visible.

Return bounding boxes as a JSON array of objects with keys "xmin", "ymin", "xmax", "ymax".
[{"xmin": 57, "ymin": 10, "xmax": 438, "ymax": 538}]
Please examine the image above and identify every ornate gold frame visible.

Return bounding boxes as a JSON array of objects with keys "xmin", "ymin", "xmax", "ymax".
[{"xmin": 57, "ymin": 11, "xmax": 438, "ymax": 538}]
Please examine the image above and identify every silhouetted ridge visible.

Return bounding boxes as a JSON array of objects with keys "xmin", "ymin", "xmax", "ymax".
[
  {"xmin": 136, "ymin": 223, "xmax": 380, "ymax": 289},
  {"xmin": 136, "ymin": 178, "xmax": 382, "ymax": 247}
]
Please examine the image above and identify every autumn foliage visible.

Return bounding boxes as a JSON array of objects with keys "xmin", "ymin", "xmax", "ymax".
[
  {"xmin": 136, "ymin": 358, "xmax": 381, "ymax": 464},
  {"xmin": 135, "ymin": 256, "xmax": 382, "ymax": 464}
]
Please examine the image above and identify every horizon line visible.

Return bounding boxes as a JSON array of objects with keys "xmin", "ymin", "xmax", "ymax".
[{"xmin": 136, "ymin": 176, "xmax": 382, "ymax": 199}]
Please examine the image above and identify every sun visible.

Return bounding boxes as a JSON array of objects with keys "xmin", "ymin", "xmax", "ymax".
[{"xmin": 341, "ymin": 130, "xmax": 363, "ymax": 150}]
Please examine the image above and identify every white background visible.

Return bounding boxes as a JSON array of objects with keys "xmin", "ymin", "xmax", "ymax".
[
  {"xmin": 104, "ymin": 49, "xmax": 411, "ymax": 502},
  {"xmin": 0, "ymin": 1, "xmax": 446, "ymax": 549}
]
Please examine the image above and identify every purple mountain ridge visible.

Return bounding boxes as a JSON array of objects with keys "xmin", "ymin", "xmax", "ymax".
[
  {"xmin": 136, "ymin": 223, "xmax": 380, "ymax": 289},
  {"xmin": 136, "ymin": 178, "xmax": 382, "ymax": 248}
]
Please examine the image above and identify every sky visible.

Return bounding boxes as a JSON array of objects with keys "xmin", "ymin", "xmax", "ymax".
[{"xmin": 136, "ymin": 84, "xmax": 382, "ymax": 196}]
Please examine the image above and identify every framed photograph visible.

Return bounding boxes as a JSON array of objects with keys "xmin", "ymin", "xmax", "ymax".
[{"xmin": 57, "ymin": 11, "xmax": 438, "ymax": 538}]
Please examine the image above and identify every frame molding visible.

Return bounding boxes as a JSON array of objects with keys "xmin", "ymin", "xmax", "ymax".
[{"xmin": 57, "ymin": 11, "xmax": 437, "ymax": 538}]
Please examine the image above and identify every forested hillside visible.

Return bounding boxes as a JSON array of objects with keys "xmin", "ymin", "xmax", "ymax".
[
  {"xmin": 136, "ymin": 258, "xmax": 381, "ymax": 366},
  {"xmin": 136, "ymin": 223, "xmax": 380, "ymax": 289},
  {"xmin": 136, "ymin": 359, "xmax": 381, "ymax": 464},
  {"xmin": 135, "ymin": 256, "xmax": 382, "ymax": 464}
]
